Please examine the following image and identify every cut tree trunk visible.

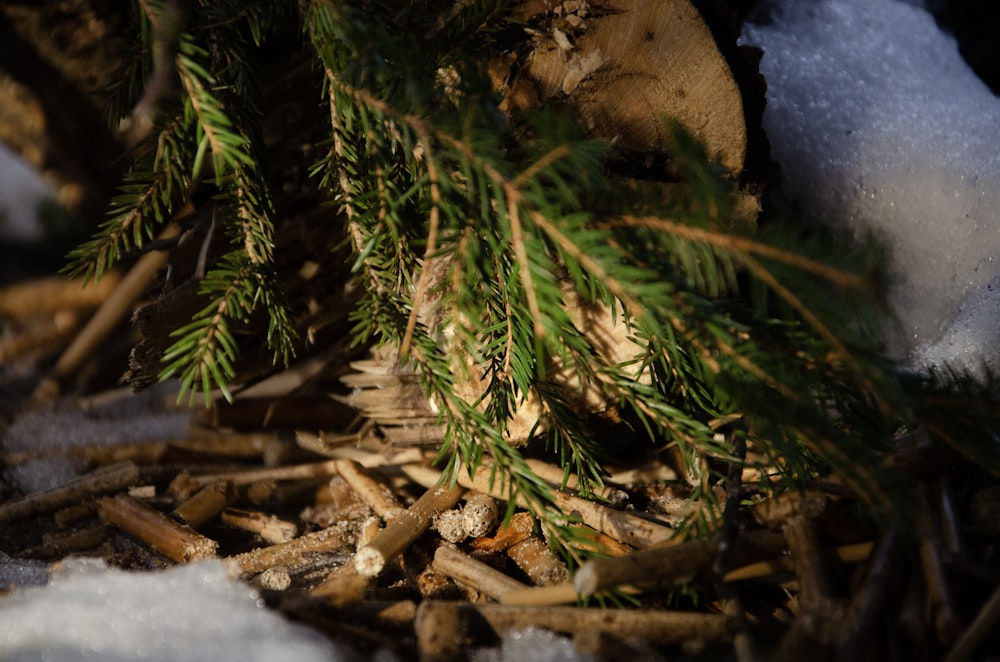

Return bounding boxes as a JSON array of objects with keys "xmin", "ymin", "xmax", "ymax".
[
  {"xmin": 496, "ymin": 0, "xmax": 749, "ymax": 174},
  {"xmin": 343, "ymin": 0, "xmax": 767, "ymax": 445}
]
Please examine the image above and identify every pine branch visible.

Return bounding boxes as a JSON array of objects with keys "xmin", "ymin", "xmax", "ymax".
[
  {"xmin": 66, "ymin": 1, "xmax": 296, "ymax": 402},
  {"xmin": 63, "ymin": 111, "xmax": 194, "ymax": 282},
  {"xmin": 64, "ymin": 0, "xmax": 1000, "ymax": 561}
]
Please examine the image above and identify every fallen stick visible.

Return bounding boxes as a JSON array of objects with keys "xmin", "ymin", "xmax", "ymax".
[
  {"xmin": 507, "ymin": 536, "xmax": 570, "ymax": 586},
  {"xmin": 575, "ymin": 529, "xmax": 786, "ymax": 597},
  {"xmin": 837, "ymin": 532, "xmax": 898, "ymax": 662},
  {"xmin": 944, "ymin": 580, "xmax": 1000, "ymax": 662},
  {"xmin": 354, "ymin": 483, "xmax": 464, "ymax": 577},
  {"xmin": 405, "ymin": 463, "xmax": 673, "ymax": 548},
  {"xmin": 722, "ymin": 541, "xmax": 873, "ymax": 582},
  {"xmin": 334, "ymin": 458, "xmax": 404, "ymax": 521},
  {"xmin": 225, "ymin": 525, "xmax": 352, "ymax": 576},
  {"xmin": 0, "ymin": 273, "xmax": 122, "ymax": 317},
  {"xmin": 575, "ymin": 538, "xmax": 713, "ymax": 597},
  {"xmin": 22, "ymin": 524, "xmax": 114, "ymax": 559},
  {"xmin": 221, "ymin": 507, "xmax": 299, "ymax": 544},
  {"xmin": 171, "ymin": 481, "xmax": 233, "ymax": 529},
  {"xmin": 462, "ymin": 492, "xmax": 499, "ymax": 539},
  {"xmin": 254, "ymin": 567, "xmax": 292, "ymax": 591},
  {"xmin": 784, "ymin": 516, "xmax": 834, "ymax": 607},
  {"xmin": 0, "ymin": 461, "xmax": 141, "ymax": 523},
  {"xmin": 1, "ymin": 440, "xmax": 173, "ymax": 469},
  {"xmin": 97, "ymin": 493, "xmax": 218, "ymax": 563},
  {"xmin": 434, "ymin": 508, "xmax": 468, "ymax": 543},
  {"xmin": 190, "ymin": 459, "xmax": 341, "ymax": 487},
  {"xmin": 53, "ymin": 502, "xmax": 98, "ymax": 528},
  {"xmin": 523, "ymin": 458, "xmax": 628, "ymax": 506},
  {"xmin": 432, "ymin": 544, "xmax": 528, "ymax": 600},
  {"xmin": 415, "ymin": 600, "xmax": 466, "ymax": 662},
  {"xmin": 916, "ymin": 486, "xmax": 963, "ymax": 644},
  {"xmin": 311, "ymin": 563, "xmax": 373, "ymax": 607},
  {"xmin": 500, "ymin": 583, "xmax": 580, "ymax": 606},
  {"xmin": 416, "ymin": 601, "xmax": 731, "ymax": 646},
  {"xmin": 415, "ymin": 566, "xmax": 463, "ymax": 600},
  {"xmin": 0, "ymin": 314, "xmax": 79, "ymax": 364}
]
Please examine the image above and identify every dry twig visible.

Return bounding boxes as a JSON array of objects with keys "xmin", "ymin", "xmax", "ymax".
[
  {"xmin": 432, "ymin": 544, "xmax": 528, "ymax": 600},
  {"xmin": 575, "ymin": 529, "xmax": 787, "ymax": 597},
  {"xmin": 0, "ymin": 462, "xmax": 141, "ymax": 523},
  {"xmin": 97, "ymin": 493, "xmax": 218, "ymax": 563},
  {"xmin": 354, "ymin": 484, "xmax": 464, "ymax": 577},
  {"xmin": 406, "ymin": 463, "xmax": 673, "ymax": 548},
  {"xmin": 416, "ymin": 601, "xmax": 731, "ymax": 649},
  {"xmin": 507, "ymin": 536, "xmax": 570, "ymax": 586},
  {"xmin": 225, "ymin": 526, "xmax": 351, "ymax": 576},
  {"xmin": 171, "ymin": 481, "xmax": 232, "ymax": 529},
  {"xmin": 33, "ymin": 224, "xmax": 180, "ymax": 400},
  {"xmin": 221, "ymin": 507, "xmax": 299, "ymax": 544},
  {"xmin": 334, "ymin": 458, "xmax": 404, "ymax": 521}
]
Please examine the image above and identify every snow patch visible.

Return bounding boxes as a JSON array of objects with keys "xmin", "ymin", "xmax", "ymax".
[
  {"xmin": 0, "ymin": 559, "xmax": 356, "ymax": 662},
  {"xmin": 0, "ymin": 141, "xmax": 52, "ymax": 242},
  {"xmin": 742, "ymin": 0, "xmax": 1000, "ymax": 379}
]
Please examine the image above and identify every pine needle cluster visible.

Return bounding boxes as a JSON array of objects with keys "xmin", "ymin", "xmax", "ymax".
[{"xmin": 66, "ymin": 0, "xmax": 1000, "ymax": 553}]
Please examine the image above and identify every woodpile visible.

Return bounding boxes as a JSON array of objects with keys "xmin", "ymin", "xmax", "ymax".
[{"xmin": 1, "ymin": 379, "xmax": 997, "ymax": 658}]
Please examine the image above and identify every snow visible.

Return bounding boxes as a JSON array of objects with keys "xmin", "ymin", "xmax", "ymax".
[
  {"xmin": 0, "ymin": 558, "xmax": 357, "ymax": 662},
  {"xmin": 0, "ymin": 140, "xmax": 51, "ymax": 242},
  {"xmin": 0, "ymin": 552, "xmax": 49, "ymax": 589},
  {"xmin": 2, "ymin": 385, "xmax": 195, "ymax": 492},
  {"xmin": 742, "ymin": 0, "xmax": 1000, "ymax": 379},
  {"xmin": 471, "ymin": 626, "xmax": 594, "ymax": 662}
]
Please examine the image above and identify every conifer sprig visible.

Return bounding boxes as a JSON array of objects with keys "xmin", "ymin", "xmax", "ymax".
[
  {"xmin": 303, "ymin": 0, "xmax": 903, "ymax": 538},
  {"xmin": 65, "ymin": 0, "xmax": 296, "ymax": 404},
  {"xmin": 68, "ymin": 0, "xmax": 1000, "ymax": 556}
]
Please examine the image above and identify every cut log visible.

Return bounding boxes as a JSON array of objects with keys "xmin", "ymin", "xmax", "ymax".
[
  {"xmin": 496, "ymin": 0, "xmax": 749, "ymax": 174},
  {"xmin": 342, "ymin": 0, "xmax": 765, "ymax": 446}
]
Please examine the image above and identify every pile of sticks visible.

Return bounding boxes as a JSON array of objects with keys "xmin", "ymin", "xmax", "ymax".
[{"xmin": 1, "ymin": 277, "xmax": 999, "ymax": 661}]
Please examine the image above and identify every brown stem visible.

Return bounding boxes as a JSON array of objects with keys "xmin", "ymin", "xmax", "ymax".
[
  {"xmin": 97, "ymin": 493, "xmax": 217, "ymax": 563},
  {"xmin": 432, "ymin": 544, "xmax": 529, "ymax": 600},
  {"xmin": 220, "ymin": 507, "xmax": 298, "ymax": 544},
  {"xmin": 171, "ymin": 481, "xmax": 232, "ymax": 529},
  {"xmin": 354, "ymin": 484, "xmax": 464, "ymax": 577},
  {"xmin": 838, "ymin": 530, "xmax": 899, "ymax": 662},
  {"xmin": 0, "ymin": 462, "xmax": 140, "ymax": 523},
  {"xmin": 418, "ymin": 601, "xmax": 731, "ymax": 646},
  {"xmin": 225, "ymin": 526, "xmax": 352, "ymax": 576},
  {"xmin": 334, "ymin": 458, "xmax": 404, "ymax": 521}
]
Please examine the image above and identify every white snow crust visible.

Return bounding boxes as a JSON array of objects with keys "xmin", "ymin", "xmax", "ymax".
[
  {"xmin": 0, "ymin": 559, "xmax": 354, "ymax": 662},
  {"xmin": 742, "ymin": 0, "xmax": 1000, "ymax": 378},
  {"xmin": 0, "ymin": 141, "xmax": 51, "ymax": 242}
]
